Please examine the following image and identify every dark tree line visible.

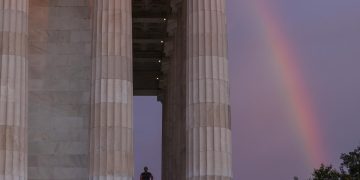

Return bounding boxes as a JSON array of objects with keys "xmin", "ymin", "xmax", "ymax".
[{"xmin": 295, "ymin": 145, "xmax": 360, "ymax": 180}]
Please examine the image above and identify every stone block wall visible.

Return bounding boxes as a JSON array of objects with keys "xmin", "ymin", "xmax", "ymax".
[{"xmin": 28, "ymin": 0, "xmax": 91, "ymax": 179}]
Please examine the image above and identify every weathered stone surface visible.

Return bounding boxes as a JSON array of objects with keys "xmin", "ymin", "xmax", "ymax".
[
  {"xmin": 0, "ymin": 0, "xmax": 29, "ymax": 179},
  {"xmin": 28, "ymin": 0, "xmax": 91, "ymax": 179}
]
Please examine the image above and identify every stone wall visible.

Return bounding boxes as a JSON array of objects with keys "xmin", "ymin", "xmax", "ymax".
[{"xmin": 28, "ymin": 0, "xmax": 91, "ymax": 179}]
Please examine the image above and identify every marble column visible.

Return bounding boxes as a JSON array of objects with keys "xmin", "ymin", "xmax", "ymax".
[
  {"xmin": 0, "ymin": 0, "xmax": 28, "ymax": 179},
  {"xmin": 186, "ymin": 0, "xmax": 232, "ymax": 179},
  {"xmin": 89, "ymin": 0, "xmax": 133, "ymax": 179},
  {"xmin": 162, "ymin": 1, "xmax": 187, "ymax": 180}
]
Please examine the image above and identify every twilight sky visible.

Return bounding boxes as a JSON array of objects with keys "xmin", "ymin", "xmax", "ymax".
[{"xmin": 134, "ymin": 0, "xmax": 360, "ymax": 179}]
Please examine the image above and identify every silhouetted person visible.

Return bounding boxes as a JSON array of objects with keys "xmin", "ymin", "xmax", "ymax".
[{"xmin": 140, "ymin": 166, "xmax": 153, "ymax": 180}]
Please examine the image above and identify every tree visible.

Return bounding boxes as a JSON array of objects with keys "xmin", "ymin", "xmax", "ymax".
[
  {"xmin": 309, "ymin": 145, "xmax": 360, "ymax": 180},
  {"xmin": 340, "ymin": 146, "xmax": 360, "ymax": 179},
  {"xmin": 312, "ymin": 164, "xmax": 340, "ymax": 180}
]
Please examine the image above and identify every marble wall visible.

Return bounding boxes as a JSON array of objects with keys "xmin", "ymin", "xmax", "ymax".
[{"xmin": 28, "ymin": 0, "xmax": 91, "ymax": 179}]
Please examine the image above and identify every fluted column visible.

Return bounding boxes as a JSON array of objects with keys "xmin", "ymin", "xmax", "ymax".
[
  {"xmin": 89, "ymin": 0, "xmax": 133, "ymax": 179},
  {"xmin": 186, "ymin": 0, "xmax": 232, "ymax": 179},
  {"xmin": 162, "ymin": 1, "xmax": 187, "ymax": 179},
  {"xmin": 0, "ymin": 0, "xmax": 28, "ymax": 179}
]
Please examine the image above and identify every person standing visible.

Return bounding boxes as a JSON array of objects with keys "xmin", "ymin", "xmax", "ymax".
[{"xmin": 140, "ymin": 166, "xmax": 154, "ymax": 180}]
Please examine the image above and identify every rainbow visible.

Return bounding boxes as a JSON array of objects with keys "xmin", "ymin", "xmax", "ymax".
[{"xmin": 250, "ymin": 0, "xmax": 328, "ymax": 167}]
